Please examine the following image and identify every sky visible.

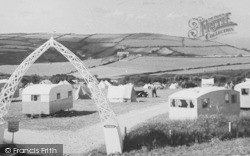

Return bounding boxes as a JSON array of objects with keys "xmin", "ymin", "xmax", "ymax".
[{"xmin": 0, "ymin": 0, "xmax": 250, "ymax": 48}]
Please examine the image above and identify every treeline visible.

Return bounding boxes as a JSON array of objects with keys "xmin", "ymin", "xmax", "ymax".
[
  {"xmin": 2, "ymin": 69, "xmax": 250, "ymax": 87},
  {"xmin": 18, "ymin": 74, "xmax": 77, "ymax": 87},
  {"xmin": 118, "ymin": 70, "xmax": 250, "ymax": 86}
]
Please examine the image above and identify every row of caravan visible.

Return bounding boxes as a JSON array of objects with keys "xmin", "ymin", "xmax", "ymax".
[{"xmin": 20, "ymin": 80, "xmax": 136, "ymax": 115}]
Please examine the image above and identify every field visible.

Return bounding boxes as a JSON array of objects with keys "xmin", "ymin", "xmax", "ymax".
[
  {"xmin": 166, "ymin": 64, "xmax": 250, "ymax": 75},
  {"xmin": 1, "ymin": 56, "xmax": 250, "ymax": 79},
  {"xmin": 0, "ymin": 59, "xmax": 103, "ymax": 76},
  {"xmin": 0, "ymin": 33, "xmax": 249, "ymax": 65}
]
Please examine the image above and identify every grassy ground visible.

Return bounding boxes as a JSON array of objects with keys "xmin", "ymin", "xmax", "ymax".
[
  {"xmin": 87, "ymin": 112, "xmax": 250, "ymax": 156},
  {"xmin": 87, "ymin": 138, "xmax": 250, "ymax": 156},
  {"xmin": 6, "ymin": 89, "xmax": 179, "ymax": 131}
]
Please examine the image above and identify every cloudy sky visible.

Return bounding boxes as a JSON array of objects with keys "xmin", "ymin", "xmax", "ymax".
[{"xmin": 0, "ymin": 0, "xmax": 249, "ymax": 48}]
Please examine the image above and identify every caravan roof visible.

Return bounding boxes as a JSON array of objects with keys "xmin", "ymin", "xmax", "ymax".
[
  {"xmin": 0, "ymin": 79, "xmax": 8, "ymax": 84},
  {"xmin": 169, "ymin": 87, "xmax": 226, "ymax": 99},
  {"xmin": 235, "ymin": 81, "xmax": 250, "ymax": 88},
  {"xmin": 22, "ymin": 84, "xmax": 72, "ymax": 95}
]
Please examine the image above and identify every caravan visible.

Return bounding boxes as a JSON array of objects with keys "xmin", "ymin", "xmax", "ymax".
[
  {"xmin": 168, "ymin": 87, "xmax": 240, "ymax": 120},
  {"xmin": 235, "ymin": 81, "xmax": 250, "ymax": 108},
  {"xmin": 22, "ymin": 84, "xmax": 73, "ymax": 115}
]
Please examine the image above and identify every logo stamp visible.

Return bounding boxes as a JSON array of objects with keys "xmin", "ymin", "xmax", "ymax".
[
  {"xmin": 188, "ymin": 12, "xmax": 237, "ymax": 40},
  {"xmin": 5, "ymin": 148, "xmax": 11, "ymax": 153},
  {"xmin": 2, "ymin": 144, "xmax": 63, "ymax": 156}
]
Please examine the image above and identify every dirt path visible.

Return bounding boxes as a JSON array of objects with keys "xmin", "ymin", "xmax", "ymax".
[{"xmin": 4, "ymin": 102, "xmax": 168, "ymax": 154}]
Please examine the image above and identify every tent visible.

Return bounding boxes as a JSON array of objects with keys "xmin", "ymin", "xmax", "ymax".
[
  {"xmin": 74, "ymin": 84, "xmax": 91, "ymax": 100},
  {"xmin": 169, "ymin": 83, "xmax": 179, "ymax": 89},
  {"xmin": 201, "ymin": 78, "xmax": 214, "ymax": 87},
  {"xmin": 58, "ymin": 80, "xmax": 71, "ymax": 85},
  {"xmin": 99, "ymin": 80, "xmax": 106, "ymax": 89},
  {"xmin": 24, "ymin": 82, "xmax": 34, "ymax": 88},
  {"xmin": 104, "ymin": 80, "xmax": 112, "ymax": 87},
  {"xmin": 99, "ymin": 80, "xmax": 111, "ymax": 89},
  {"xmin": 40, "ymin": 79, "xmax": 52, "ymax": 84},
  {"xmin": 143, "ymin": 84, "xmax": 153, "ymax": 89},
  {"xmin": 63, "ymin": 80, "xmax": 71, "ymax": 85},
  {"xmin": 107, "ymin": 83, "xmax": 137, "ymax": 102},
  {"xmin": 72, "ymin": 79, "xmax": 78, "ymax": 83}
]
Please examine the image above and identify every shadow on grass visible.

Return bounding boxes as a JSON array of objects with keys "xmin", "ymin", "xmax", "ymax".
[
  {"xmin": 52, "ymin": 110, "xmax": 97, "ymax": 117},
  {"xmin": 28, "ymin": 110, "xmax": 97, "ymax": 118}
]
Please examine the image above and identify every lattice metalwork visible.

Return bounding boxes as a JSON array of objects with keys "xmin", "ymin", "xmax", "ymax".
[{"xmin": 0, "ymin": 37, "xmax": 118, "ymax": 126}]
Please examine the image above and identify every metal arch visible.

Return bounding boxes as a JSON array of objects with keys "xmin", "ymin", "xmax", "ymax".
[{"xmin": 0, "ymin": 37, "xmax": 118, "ymax": 126}]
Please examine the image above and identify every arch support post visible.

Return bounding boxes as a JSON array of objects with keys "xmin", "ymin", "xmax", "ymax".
[{"xmin": 103, "ymin": 125, "xmax": 123, "ymax": 154}]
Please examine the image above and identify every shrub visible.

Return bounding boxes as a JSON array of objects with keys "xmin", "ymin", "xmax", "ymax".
[
  {"xmin": 49, "ymin": 74, "xmax": 76, "ymax": 84},
  {"xmin": 123, "ymin": 115, "xmax": 250, "ymax": 152}
]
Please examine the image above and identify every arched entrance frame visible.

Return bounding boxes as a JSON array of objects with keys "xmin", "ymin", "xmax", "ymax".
[{"xmin": 0, "ymin": 37, "xmax": 122, "ymax": 154}]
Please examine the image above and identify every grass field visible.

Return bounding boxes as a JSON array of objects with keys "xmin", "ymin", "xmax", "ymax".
[
  {"xmin": 88, "ymin": 138, "xmax": 250, "ymax": 156},
  {"xmin": 6, "ymin": 89, "xmax": 178, "ymax": 131},
  {"xmin": 0, "ymin": 59, "xmax": 104, "ymax": 76},
  {"xmin": 165, "ymin": 64, "xmax": 250, "ymax": 75},
  {"xmin": 107, "ymin": 56, "xmax": 250, "ymax": 71},
  {"xmin": 105, "ymin": 56, "xmax": 250, "ymax": 77},
  {"xmin": 0, "ymin": 33, "xmax": 249, "ymax": 65},
  {"xmin": 1, "ymin": 56, "xmax": 250, "ymax": 78}
]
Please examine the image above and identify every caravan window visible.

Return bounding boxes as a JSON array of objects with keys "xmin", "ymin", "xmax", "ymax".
[
  {"xmin": 170, "ymin": 99, "xmax": 176, "ymax": 107},
  {"xmin": 171, "ymin": 99, "xmax": 194, "ymax": 108},
  {"xmin": 179, "ymin": 100, "xmax": 188, "ymax": 108},
  {"xmin": 31, "ymin": 95, "xmax": 40, "ymax": 101},
  {"xmin": 189, "ymin": 100, "xmax": 194, "ymax": 108},
  {"xmin": 242, "ymin": 88, "xmax": 249, "ymax": 95},
  {"xmin": 57, "ymin": 93, "xmax": 60, "ymax": 99},
  {"xmin": 231, "ymin": 94, "xmax": 237, "ymax": 103},
  {"xmin": 202, "ymin": 98, "xmax": 209, "ymax": 108},
  {"xmin": 68, "ymin": 91, "xmax": 72, "ymax": 97}
]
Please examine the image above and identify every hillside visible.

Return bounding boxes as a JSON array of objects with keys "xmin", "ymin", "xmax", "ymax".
[{"xmin": 0, "ymin": 33, "xmax": 249, "ymax": 65}]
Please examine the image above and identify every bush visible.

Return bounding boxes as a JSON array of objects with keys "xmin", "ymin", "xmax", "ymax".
[
  {"xmin": 123, "ymin": 115, "xmax": 250, "ymax": 152},
  {"xmin": 49, "ymin": 74, "xmax": 76, "ymax": 84},
  {"xmin": 21, "ymin": 74, "xmax": 42, "ymax": 85}
]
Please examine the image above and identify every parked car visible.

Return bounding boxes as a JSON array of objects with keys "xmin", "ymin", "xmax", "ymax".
[{"xmin": 135, "ymin": 90, "xmax": 148, "ymax": 97}]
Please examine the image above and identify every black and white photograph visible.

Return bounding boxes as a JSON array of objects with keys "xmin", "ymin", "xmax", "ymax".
[{"xmin": 0, "ymin": 0, "xmax": 250, "ymax": 155}]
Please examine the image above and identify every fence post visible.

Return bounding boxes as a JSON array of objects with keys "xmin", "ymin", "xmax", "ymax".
[{"xmin": 228, "ymin": 122, "xmax": 231, "ymax": 132}]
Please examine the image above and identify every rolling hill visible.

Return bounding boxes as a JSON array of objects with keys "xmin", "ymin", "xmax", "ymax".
[{"xmin": 0, "ymin": 33, "xmax": 249, "ymax": 65}]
